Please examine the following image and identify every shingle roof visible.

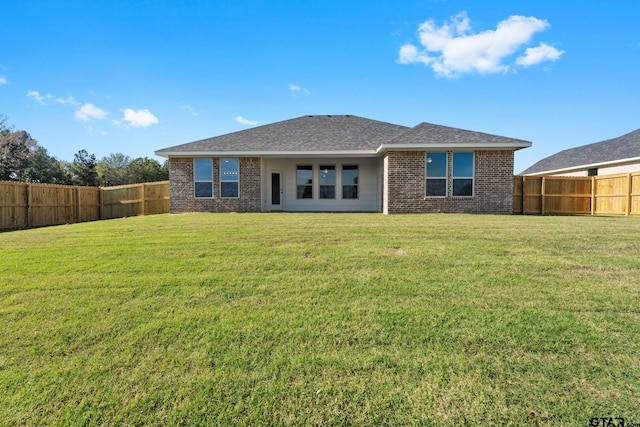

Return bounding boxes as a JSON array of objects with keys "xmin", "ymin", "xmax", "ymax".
[
  {"xmin": 388, "ymin": 122, "xmax": 531, "ymax": 145},
  {"xmin": 155, "ymin": 115, "xmax": 531, "ymax": 156},
  {"xmin": 156, "ymin": 115, "xmax": 409, "ymax": 154},
  {"xmin": 522, "ymin": 128, "xmax": 640, "ymax": 175}
]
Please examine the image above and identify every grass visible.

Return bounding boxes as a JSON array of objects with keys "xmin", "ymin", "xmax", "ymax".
[{"xmin": 1, "ymin": 213, "xmax": 639, "ymax": 425}]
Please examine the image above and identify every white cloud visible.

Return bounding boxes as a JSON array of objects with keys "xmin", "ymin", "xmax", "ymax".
[
  {"xmin": 289, "ymin": 84, "xmax": 311, "ymax": 95},
  {"xmin": 74, "ymin": 103, "xmax": 108, "ymax": 122},
  {"xmin": 236, "ymin": 116, "xmax": 259, "ymax": 126},
  {"xmin": 27, "ymin": 90, "xmax": 53, "ymax": 104},
  {"xmin": 180, "ymin": 104, "xmax": 199, "ymax": 116},
  {"xmin": 84, "ymin": 125, "xmax": 108, "ymax": 136},
  {"xmin": 0, "ymin": 77, "xmax": 6, "ymax": 85},
  {"xmin": 516, "ymin": 42, "xmax": 564, "ymax": 66},
  {"xmin": 119, "ymin": 108, "xmax": 159, "ymax": 127},
  {"xmin": 398, "ymin": 11, "xmax": 563, "ymax": 77},
  {"xmin": 55, "ymin": 95, "xmax": 80, "ymax": 106}
]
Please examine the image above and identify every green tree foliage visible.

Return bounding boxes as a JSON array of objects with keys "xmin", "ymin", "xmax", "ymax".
[
  {"xmin": 97, "ymin": 153, "xmax": 132, "ymax": 186},
  {"xmin": 0, "ymin": 116, "xmax": 39, "ymax": 181},
  {"xmin": 97, "ymin": 153, "xmax": 168, "ymax": 186},
  {"xmin": 26, "ymin": 147, "xmax": 73, "ymax": 184},
  {"xmin": 128, "ymin": 157, "xmax": 168, "ymax": 183},
  {"xmin": 70, "ymin": 149, "xmax": 99, "ymax": 186},
  {"xmin": 1, "ymin": 115, "xmax": 167, "ymax": 186}
]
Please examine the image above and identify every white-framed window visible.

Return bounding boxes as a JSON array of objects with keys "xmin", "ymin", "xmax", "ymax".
[
  {"xmin": 297, "ymin": 165, "xmax": 313, "ymax": 199},
  {"xmin": 220, "ymin": 158, "xmax": 239, "ymax": 198},
  {"xmin": 319, "ymin": 165, "xmax": 336, "ymax": 199},
  {"xmin": 452, "ymin": 152, "xmax": 474, "ymax": 197},
  {"xmin": 425, "ymin": 152, "xmax": 447, "ymax": 197},
  {"xmin": 342, "ymin": 165, "xmax": 358, "ymax": 199},
  {"xmin": 194, "ymin": 158, "xmax": 213, "ymax": 198}
]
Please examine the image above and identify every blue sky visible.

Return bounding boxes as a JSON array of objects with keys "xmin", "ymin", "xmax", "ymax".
[{"xmin": 1, "ymin": 0, "xmax": 638, "ymax": 173}]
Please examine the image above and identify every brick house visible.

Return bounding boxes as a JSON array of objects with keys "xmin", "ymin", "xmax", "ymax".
[{"xmin": 155, "ymin": 115, "xmax": 531, "ymax": 214}]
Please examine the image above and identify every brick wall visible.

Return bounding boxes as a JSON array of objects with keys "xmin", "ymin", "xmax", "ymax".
[
  {"xmin": 383, "ymin": 150, "xmax": 514, "ymax": 214},
  {"xmin": 169, "ymin": 157, "xmax": 261, "ymax": 213}
]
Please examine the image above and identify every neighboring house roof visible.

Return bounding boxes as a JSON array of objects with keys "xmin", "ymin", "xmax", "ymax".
[
  {"xmin": 522, "ymin": 128, "xmax": 640, "ymax": 175},
  {"xmin": 155, "ymin": 115, "xmax": 531, "ymax": 157}
]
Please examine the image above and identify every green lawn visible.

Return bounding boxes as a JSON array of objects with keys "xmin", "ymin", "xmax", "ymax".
[{"xmin": 1, "ymin": 213, "xmax": 639, "ymax": 425}]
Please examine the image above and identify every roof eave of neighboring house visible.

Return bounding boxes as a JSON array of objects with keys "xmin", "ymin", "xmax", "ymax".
[
  {"xmin": 376, "ymin": 141, "xmax": 532, "ymax": 154},
  {"xmin": 522, "ymin": 156, "xmax": 640, "ymax": 176}
]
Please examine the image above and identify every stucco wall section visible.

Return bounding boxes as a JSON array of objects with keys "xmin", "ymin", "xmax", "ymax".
[
  {"xmin": 169, "ymin": 157, "xmax": 261, "ymax": 213},
  {"xmin": 384, "ymin": 150, "xmax": 514, "ymax": 214}
]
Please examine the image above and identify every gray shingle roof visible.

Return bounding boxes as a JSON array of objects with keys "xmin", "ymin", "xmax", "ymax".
[
  {"xmin": 522, "ymin": 128, "xmax": 640, "ymax": 175},
  {"xmin": 156, "ymin": 115, "xmax": 410, "ymax": 154},
  {"xmin": 155, "ymin": 115, "xmax": 531, "ymax": 156},
  {"xmin": 389, "ymin": 122, "xmax": 531, "ymax": 145}
]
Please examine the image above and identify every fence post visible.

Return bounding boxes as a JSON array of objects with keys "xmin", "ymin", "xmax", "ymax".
[
  {"xmin": 520, "ymin": 176, "xmax": 525, "ymax": 214},
  {"xmin": 75, "ymin": 186, "xmax": 81, "ymax": 223},
  {"xmin": 541, "ymin": 176, "xmax": 546, "ymax": 215},
  {"xmin": 141, "ymin": 183, "xmax": 146, "ymax": 215},
  {"xmin": 627, "ymin": 173, "xmax": 633, "ymax": 216},
  {"xmin": 100, "ymin": 187, "xmax": 104, "ymax": 220},
  {"xmin": 591, "ymin": 176, "xmax": 596, "ymax": 215},
  {"xmin": 26, "ymin": 183, "xmax": 31, "ymax": 227}
]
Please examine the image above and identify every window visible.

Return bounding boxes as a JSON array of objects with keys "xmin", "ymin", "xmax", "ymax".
[
  {"xmin": 194, "ymin": 158, "xmax": 213, "ymax": 198},
  {"xmin": 452, "ymin": 152, "xmax": 474, "ymax": 196},
  {"xmin": 342, "ymin": 165, "xmax": 359, "ymax": 199},
  {"xmin": 319, "ymin": 165, "xmax": 335, "ymax": 199},
  {"xmin": 297, "ymin": 165, "xmax": 313, "ymax": 199},
  {"xmin": 588, "ymin": 168, "xmax": 598, "ymax": 176},
  {"xmin": 220, "ymin": 158, "xmax": 239, "ymax": 198},
  {"xmin": 426, "ymin": 152, "xmax": 447, "ymax": 197}
]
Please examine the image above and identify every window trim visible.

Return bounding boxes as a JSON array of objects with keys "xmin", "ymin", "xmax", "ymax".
[
  {"xmin": 194, "ymin": 158, "xmax": 214, "ymax": 199},
  {"xmin": 219, "ymin": 157, "xmax": 240, "ymax": 199},
  {"xmin": 319, "ymin": 164, "xmax": 336, "ymax": 199},
  {"xmin": 452, "ymin": 152, "xmax": 474, "ymax": 197},
  {"xmin": 341, "ymin": 164, "xmax": 359, "ymax": 200},
  {"xmin": 296, "ymin": 165, "xmax": 314, "ymax": 199},
  {"xmin": 425, "ymin": 152, "xmax": 448, "ymax": 197}
]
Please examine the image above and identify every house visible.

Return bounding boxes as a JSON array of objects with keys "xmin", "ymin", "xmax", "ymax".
[
  {"xmin": 522, "ymin": 128, "xmax": 640, "ymax": 176},
  {"xmin": 155, "ymin": 115, "xmax": 531, "ymax": 214}
]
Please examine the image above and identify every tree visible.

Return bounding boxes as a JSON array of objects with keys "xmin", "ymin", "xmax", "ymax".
[
  {"xmin": 0, "ymin": 124, "xmax": 39, "ymax": 181},
  {"xmin": 128, "ymin": 157, "xmax": 168, "ymax": 183},
  {"xmin": 70, "ymin": 149, "xmax": 98, "ymax": 186},
  {"xmin": 0, "ymin": 114, "xmax": 10, "ymax": 136},
  {"xmin": 97, "ymin": 153, "xmax": 132, "ymax": 186},
  {"xmin": 26, "ymin": 147, "xmax": 72, "ymax": 184}
]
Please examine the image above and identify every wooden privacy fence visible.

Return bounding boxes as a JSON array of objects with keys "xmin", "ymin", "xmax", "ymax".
[
  {"xmin": 1, "ymin": 181, "xmax": 169, "ymax": 230},
  {"xmin": 514, "ymin": 173, "xmax": 640, "ymax": 216}
]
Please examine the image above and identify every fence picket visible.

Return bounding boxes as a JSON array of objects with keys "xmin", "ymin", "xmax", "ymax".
[
  {"xmin": 1, "ymin": 181, "xmax": 169, "ymax": 229},
  {"xmin": 514, "ymin": 172, "xmax": 640, "ymax": 216}
]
